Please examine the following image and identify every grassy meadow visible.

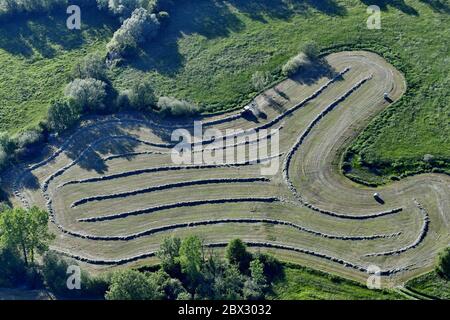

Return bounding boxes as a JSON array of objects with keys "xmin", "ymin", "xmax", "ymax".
[{"xmin": 271, "ymin": 265, "xmax": 405, "ymax": 300}]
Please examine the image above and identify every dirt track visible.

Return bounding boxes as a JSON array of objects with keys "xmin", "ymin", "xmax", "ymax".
[{"xmin": 3, "ymin": 51, "xmax": 449, "ymax": 286}]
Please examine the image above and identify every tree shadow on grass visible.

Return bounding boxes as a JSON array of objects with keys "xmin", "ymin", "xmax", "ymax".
[
  {"xmin": 0, "ymin": 9, "xmax": 116, "ymax": 59},
  {"xmin": 290, "ymin": 58, "xmax": 338, "ymax": 85},
  {"xmin": 418, "ymin": 0, "xmax": 450, "ymax": 13},
  {"xmin": 129, "ymin": 0, "xmax": 347, "ymax": 76},
  {"xmin": 224, "ymin": 0, "xmax": 347, "ymax": 21},
  {"xmin": 359, "ymin": 0, "xmax": 419, "ymax": 16}
]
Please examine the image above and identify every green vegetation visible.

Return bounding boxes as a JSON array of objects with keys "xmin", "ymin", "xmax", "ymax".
[
  {"xmin": 271, "ymin": 265, "xmax": 405, "ymax": 300},
  {"xmin": 436, "ymin": 247, "xmax": 450, "ymax": 279},
  {"xmin": 406, "ymin": 270, "xmax": 450, "ymax": 300},
  {"xmin": 0, "ymin": 206, "xmax": 54, "ymax": 266},
  {"xmin": 0, "ymin": 0, "xmax": 448, "ymax": 180}
]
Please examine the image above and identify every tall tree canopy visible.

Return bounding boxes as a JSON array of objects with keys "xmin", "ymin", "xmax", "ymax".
[{"xmin": 0, "ymin": 206, "xmax": 54, "ymax": 266}]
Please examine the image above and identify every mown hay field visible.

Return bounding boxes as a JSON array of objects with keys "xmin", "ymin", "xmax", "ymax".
[{"xmin": 2, "ymin": 51, "xmax": 449, "ymax": 287}]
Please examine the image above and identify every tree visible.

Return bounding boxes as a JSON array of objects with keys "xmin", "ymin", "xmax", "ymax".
[
  {"xmin": 300, "ymin": 41, "xmax": 320, "ymax": 60},
  {"xmin": 213, "ymin": 265, "xmax": 245, "ymax": 300},
  {"xmin": 252, "ymin": 71, "xmax": 270, "ymax": 92},
  {"xmin": 0, "ymin": 132, "xmax": 15, "ymax": 171},
  {"xmin": 226, "ymin": 239, "xmax": 252, "ymax": 272},
  {"xmin": 179, "ymin": 235, "xmax": 203, "ymax": 294},
  {"xmin": 0, "ymin": 247, "xmax": 27, "ymax": 287},
  {"xmin": 0, "ymin": 206, "xmax": 55, "ymax": 266},
  {"xmin": 148, "ymin": 269, "xmax": 187, "ymax": 300},
  {"xmin": 128, "ymin": 79, "xmax": 157, "ymax": 112},
  {"xmin": 436, "ymin": 247, "xmax": 450, "ymax": 279},
  {"xmin": 157, "ymin": 236, "xmax": 182, "ymax": 277},
  {"xmin": 47, "ymin": 99, "xmax": 82, "ymax": 134},
  {"xmin": 106, "ymin": 269, "xmax": 164, "ymax": 300},
  {"xmin": 281, "ymin": 53, "xmax": 308, "ymax": 77},
  {"xmin": 243, "ymin": 259, "xmax": 267, "ymax": 300},
  {"xmin": 157, "ymin": 96, "xmax": 199, "ymax": 117},
  {"xmin": 42, "ymin": 252, "xmax": 109, "ymax": 298},
  {"xmin": 107, "ymin": 8, "xmax": 160, "ymax": 59},
  {"xmin": 64, "ymin": 78, "xmax": 107, "ymax": 113},
  {"xmin": 72, "ymin": 53, "xmax": 107, "ymax": 81},
  {"xmin": 254, "ymin": 253, "xmax": 284, "ymax": 282}
]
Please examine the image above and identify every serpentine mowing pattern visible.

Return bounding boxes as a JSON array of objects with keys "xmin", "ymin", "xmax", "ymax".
[{"xmin": 7, "ymin": 52, "xmax": 447, "ymax": 281}]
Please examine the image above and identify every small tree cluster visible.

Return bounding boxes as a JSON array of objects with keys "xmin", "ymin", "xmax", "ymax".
[
  {"xmin": 64, "ymin": 78, "xmax": 108, "ymax": 113},
  {"xmin": 107, "ymin": 7, "xmax": 160, "ymax": 60},
  {"xmin": 436, "ymin": 247, "xmax": 450, "ymax": 279},
  {"xmin": 252, "ymin": 71, "xmax": 271, "ymax": 92},
  {"xmin": 0, "ymin": 206, "xmax": 55, "ymax": 266},
  {"xmin": 282, "ymin": 53, "xmax": 308, "ymax": 77},
  {"xmin": 117, "ymin": 79, "xmax": 157, "ymax": 112},
  {"xmin": 157, "ymin": 96, "xmax": 200, "ymax": 117},
  {"xmin": 72, "ymin": 53, "xmax": 107, "ymax": 81},
  {"xmin": 282, "ymin": 41, "xmax": 320, "ymax": 77},
  {"xmin": 106, "ymin": 236, "xmax": 284, "ymax": 300}
]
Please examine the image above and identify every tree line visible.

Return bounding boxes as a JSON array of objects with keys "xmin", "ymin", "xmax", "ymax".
[{"xmin": 0, "ymin": 204, "xmax": 285, "ymax": 299}]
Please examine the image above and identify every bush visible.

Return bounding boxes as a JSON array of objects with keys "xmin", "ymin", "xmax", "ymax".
[
  {"xmin": 300, "ymin": 41, "xmax": 320, "ymax": 60},
  {"xmin": 157, "ymin": 96, "xmax": 199, "ymax": 117},
  {"xmin": 42, "ymin": 252, "xmax": 109, "ymax": 298},
  {"xmin": 47, "ymin": 99, "xmax": 82, "ymax": 134},
  {"xmin": 106, "ymin": 269, "xmax": 164, "ymax": 300},
  {"xmin": 98, "ymin": 0, "xmax": 148, "ymax": 19},
  {"xmin": 107, "ymin": 7, "xmax": 160, "ymax": 60},
  {"xmin": 127, "ymin": 79, "xmax": 157, "ymax": 112},
  {"xmin": 0, "ymin": 247, "xmax": 27, "ymax": 288},
  {"xmin": 436, "ymin": 247, "xmax": 450, "ymax": 279},
  {"xmin": 226, "ymin": 239, "xmax": 252, "ymax": 273},
  {"xmin": 64, "ymin": 78, "xmax": 108, "ymax": 113},
  {"xmin": 0, "ymin": 132, "xmax": 15, "ymax": 171},
  {"xmin": 281, "ymin": 53, "xmax": 308, "ymax": 77},
  {"xmin": 72, "ymin": 53, "xmax": 107, "ymax": 81},
  {"xmin": 251, "ymin": 71, "xmax": 270, "ymax": 92},
  {"xmin": 14, "ymin": 129, "xmax": 45, "ymax": 159}
]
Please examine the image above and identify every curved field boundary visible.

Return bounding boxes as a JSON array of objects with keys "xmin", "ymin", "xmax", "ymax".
[
  {"xmin": 58, "ymin": 153, "xmax": 283, "ymax": 188},
  {"xmin": 365, "ymin": 199, "xmax": 430, "ymax": 257},
  {"xmin": 281, "ymin": 75, "xmax": 404, "ymax": 219},
  {"xmin": 102, "ymin": 150, "xmax": 166, "ymax": 161},
  {"xmin": 52, "ymin": 241, "xmax": 412, "ymax": 275},
  {"xmin": 70, "ymin": 177, "xmax": 271, "ymax": 208},
  {"xmin": 12, "ymin": 67, "xmax": 348, "ymax": 208},
  {"xmin": 55, "ymin": 217, "xmax": 401, "ymax": 241},
  {"xmin": 78, "ymin": 197, "xmax": 281, "ymax": 222}
]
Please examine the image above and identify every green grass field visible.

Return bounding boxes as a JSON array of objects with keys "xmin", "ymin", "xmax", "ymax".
[
  {"xmin": 406, "ymin": 271, "xmax": 450, "ymax": 300},
  {"xmin": 0, "ymin": 1, "xmax": 448, "ymax": 179},
  {"xmin": 271, "ymin": 265, "xmax": 405, "ymax": 300},
  {"xmin": 0, "ymin": 10, "xmax": 115, "ymax": 134}
]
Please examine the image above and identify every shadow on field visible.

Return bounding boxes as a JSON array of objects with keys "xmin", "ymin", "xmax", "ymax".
[
  {"xmin": 291, "ymin": 59, "xmax": 338, "ymax": 85},
  {"xmin": 359, "ymin": 0, "xmax": 419, "ymax": 15},
  {"xmin": 0, "ymin": 10, "xmax": 116, "ymax": 58},
  {"xmin": 130, "ymin": 0, "xmax": 347, "ymax": 76},
  {"xmin": 418, "ymin": 0, "xmax": 450, "ymax": 13}
]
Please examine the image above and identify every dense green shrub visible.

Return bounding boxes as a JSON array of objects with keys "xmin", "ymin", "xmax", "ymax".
[
  {"xmin": 225, "ymin": 239, "xmax": 252, "ymax": 273},
  {"xmin": 107, "ymin": 7, "xmax": 160, "ymax": 60},
  {"xmin": 72, "ymin": 53, "xmax": 107, "ymax": 81},
  {"xmin": 157, "ymin": 96, "xmax": 199, "ymax": 117},
  {"xmin": 436, "ymin": 247, "xmax": 450, "ymax": 279},
  {"xmin": 127, "ymin": 79, "xmax": 157, "ymax": 112},
  {"xmin": 42, "ymin": 252, "xmax": 109, "ymax": 298},
  {"xmin": 106, "ymin": 269, "xmax": 164, "ymax": 300},
  {"xmin": 0, "ymin": 247, "xmax": 27, "ymax": 287},
  {"xmin": 47, "ymin": 99, "xmax": 82, "ymax": 134},
  {"xmin": 281, "ymin": 53, "xmax": 308, "ymax": 77},
  {"xmin": 300, "ymin": 41, "xmax": 320, "ymax": 60},
  {"xmin": 64, "ymin": 78, "xmax": 108, "ymax": 113},
  {"xmin": 14, "ymin": 128, "xmax": 45, "ymax": 159}
]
